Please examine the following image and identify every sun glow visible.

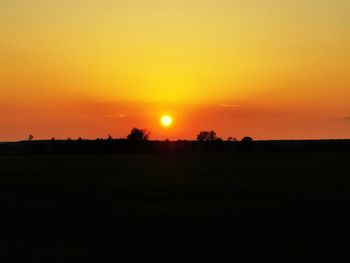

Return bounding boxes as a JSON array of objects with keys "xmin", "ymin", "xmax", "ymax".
[{"xmin": 161, "ymin": 115, "xmax": 173, "ymax": 127}]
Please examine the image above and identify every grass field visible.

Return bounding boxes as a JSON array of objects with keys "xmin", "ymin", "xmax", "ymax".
[{"xmin": 0, "ymin": 152, "xmax": 349, "ymax": 262}]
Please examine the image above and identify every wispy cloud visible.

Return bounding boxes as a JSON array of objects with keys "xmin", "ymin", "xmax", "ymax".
[
  {"xmin": 220, "ymin": 104, "xmax": 240, "ymax": 108},
  {"xmin": 105, "ymin": 113, "xmax": 125, "ymax": 118},
  {"xmin": 343, "ymin": 117, "xmax": 350, "ymax": 121}
]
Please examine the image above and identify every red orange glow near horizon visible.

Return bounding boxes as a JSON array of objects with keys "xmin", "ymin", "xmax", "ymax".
[{"xmin": 1, "ymin": 1, "xmax": 350, "ymax": 141}]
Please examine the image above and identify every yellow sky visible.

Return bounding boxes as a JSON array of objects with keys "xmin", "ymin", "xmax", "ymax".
[{"xmin": 1, "ymin": 0, "xmax": 350, "ymax": 140}]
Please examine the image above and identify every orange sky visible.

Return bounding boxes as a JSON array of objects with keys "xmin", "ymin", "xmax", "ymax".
[{"xmin": 1, "ymin": 0, "xmax": 350, "ymax": 141}]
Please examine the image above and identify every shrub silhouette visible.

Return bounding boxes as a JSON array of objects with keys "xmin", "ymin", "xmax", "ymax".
[
  {"xmin": 197, "ymin": 130, "xmax": 218, "ymax": 141},
  {"xmin": 241, "ymin": 136, "xmax": 253, "ymax": 143},
  {"xmin": 240, "ymin": 136, "xmax": 254, "ymax": 151},
  {"xmin": 127, "ymin": 128, "xmax": 150, "ymax": 141}
]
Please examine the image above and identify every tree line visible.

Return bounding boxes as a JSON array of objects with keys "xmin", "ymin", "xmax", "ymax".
[{"xmin": 27, "ymin": 128, "xmax": 252, "ymax": 143}]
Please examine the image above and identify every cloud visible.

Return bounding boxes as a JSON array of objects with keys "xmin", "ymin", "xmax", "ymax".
[
  {"xmin": 105, "ymin": 113, "xmax": 125, "ymax": 118},
  {"xmin": 219, "ymin": 104, "xmax": 240, "ymax": 108},
  {"xmin": 343, "ymin": 117, "xmax": 350, "ymax": 121}
]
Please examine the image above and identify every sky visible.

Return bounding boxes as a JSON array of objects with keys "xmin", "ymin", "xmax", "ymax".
[{"xmin": 1, "ymin": 0, "xmax": 350, "ymax": 141}]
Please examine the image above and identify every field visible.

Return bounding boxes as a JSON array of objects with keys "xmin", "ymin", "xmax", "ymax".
[{"xmin": 0, "ymin": 152, "xmax": 349, "ymax": 262}]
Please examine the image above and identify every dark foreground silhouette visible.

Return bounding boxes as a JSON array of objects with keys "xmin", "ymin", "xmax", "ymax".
[
  {"xmin": 0, "ymin": 140, "xmax": 350, "ymax": 262},
  {"xmin": 1, "ymin": 139, "xmax": 350, "ymax": 155}
]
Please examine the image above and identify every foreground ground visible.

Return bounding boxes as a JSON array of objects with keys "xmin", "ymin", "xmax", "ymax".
[{"xmin": 0, "ymin": 152, "xmax": 349, "ymax": 262}]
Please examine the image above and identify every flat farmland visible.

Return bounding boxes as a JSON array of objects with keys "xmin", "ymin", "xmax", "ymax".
[{"xmin": 0, "ymin": 152, "xmax": 349, "ymax": 262}]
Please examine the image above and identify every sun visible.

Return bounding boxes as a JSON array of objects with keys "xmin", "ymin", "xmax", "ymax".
[{"xmin": 161, "ymin": 115, "xmax": 173, "ymax": 127}]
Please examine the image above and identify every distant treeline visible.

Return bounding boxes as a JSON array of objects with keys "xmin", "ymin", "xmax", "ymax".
[{"xmin": 1, "ymin": 139, "xmax": 350, "ymax": 155}]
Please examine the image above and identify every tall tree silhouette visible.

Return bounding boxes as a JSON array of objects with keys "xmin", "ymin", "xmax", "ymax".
[
  {"xmin": 241, "ymin": 136, "xmax": 253, "ymax": 143},
  {"xmin": 240, "ymin": 136, "xmax": 254, "ymax": 151},
  {"xmin": 127, "ymin": 128, "xmax": 150, "ymax": 141},
  {"xmin": 197, "ymin": 130, "xmax": 218, "ymax": 141}
]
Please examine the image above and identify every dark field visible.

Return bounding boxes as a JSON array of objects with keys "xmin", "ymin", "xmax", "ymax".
[{"xmin": 0, "ymin": 152, "xmax": 350, "ymax": 262}]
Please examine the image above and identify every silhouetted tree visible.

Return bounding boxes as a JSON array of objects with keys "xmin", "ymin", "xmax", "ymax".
[
  {"xmin": 107, "ymin": 134, "xmax": 113, "ymax": 140},
  {"xmin": 127, "ymin": 128, "xmax": 150, "ymax": 141},
  {"xmin": 241, "ymin": 136, "xmax": 253, "ymax": 143},
  {"xmin": 240, "ymin": 136, "xmax": 254, "ymax": 151},
  {"xmin": 28, "ymin": 134, "xmax": 34, "ymax": 141},
  {"xmin": 197, "ymin": 130, "xmax": 217, "ymax": 141}
]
